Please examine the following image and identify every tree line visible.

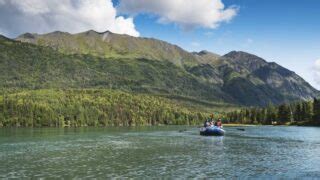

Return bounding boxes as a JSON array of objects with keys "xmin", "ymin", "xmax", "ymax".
[
  {"xmin": 1, "ymin": 89, "xmax": 319, "ymax": 127},
  {"xmin": 0, "ymin": 89, "xmax": 208, "ymax": 127},
  {"xmin": 225, "ymin": 98, "xmax": 320, "ymax": 126}
]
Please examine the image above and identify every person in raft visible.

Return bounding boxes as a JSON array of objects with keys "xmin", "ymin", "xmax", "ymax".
[
  {"xmin": 204, "ymin": 114, "xmax": 215, "ymax": 127},
  {"xmin": 209, "ymin": 114, "xmax": 215, "ymax": 127},
  {"xmin": 216, "ymin": 119, "xmax": 222, "ymax": 128},
  {"xmin": 203, "ymin": 119, "xmax": 209, "ymax": 127}
]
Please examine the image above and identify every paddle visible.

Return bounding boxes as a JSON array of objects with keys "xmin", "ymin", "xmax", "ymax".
[{"xmin": 236, "ymin": 128, "xmax": 245, "ymax": 131}]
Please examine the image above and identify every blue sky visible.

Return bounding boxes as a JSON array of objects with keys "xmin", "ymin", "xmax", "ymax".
[{"xmin": 114, "ymin": 0, "xmax": 320, "ymax": 89}]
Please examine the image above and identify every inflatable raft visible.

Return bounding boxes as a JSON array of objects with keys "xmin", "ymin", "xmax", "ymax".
[{"xmin": 200, "ymin": 126, "xmax": 225, "ymax": 136}]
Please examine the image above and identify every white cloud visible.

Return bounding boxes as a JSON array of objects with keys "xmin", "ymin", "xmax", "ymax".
[
  {"xmin": 314, "ymin": 59, "xmax": 320, "ymax": 70},
  {"xmin": 118, "ymin": 0, "xmax": 238, "ymax": 30},
  {"xmin": 246, "ymin": 38, "xmax": 253, "ymax": 44},
  {"xmin": 204, "ymin": 31, "xmax": 214, "ymax": 37},
  {"xmin": 191, "ymin": 42, "xmax": 200, "ymax": 47},
  {"xmin": 0, "ymin": 0, "xmax": 139, "ymax": 38},
  {"xmin": 313, "ymin": 59, "xmax": 320, "ymax": 85}
]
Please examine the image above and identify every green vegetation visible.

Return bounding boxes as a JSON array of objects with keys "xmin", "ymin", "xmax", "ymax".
[
  {"xmin": 0, "ymin": 35, "xmax": 238, "ymax": 127},
  {"xmin": 0, "ymin": 89, "xmax": 209, "ymax": 127},
  {"xmin": 1, "ymin": 31, "xmax": 320, "ymax": 127},
  {"xmin": 16, "ymin": 30, "xmax": 199, "ymax": 67},
  {"xmin": 226, "ymin": 98, "xmax": 320, "ymax": 126},
  {"xmin": 15, "ymin": 31, "xmax": 320, "ymax": 106},
  {"xmin": 0, "ymin": 35, "xmax": 232, "ymax": 103}
]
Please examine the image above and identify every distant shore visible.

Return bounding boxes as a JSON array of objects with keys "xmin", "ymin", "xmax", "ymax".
[
  {"xmin": 222, "ymin": 124, "xmax": 259, "ymax": 127},
  {"xmin": 1, "ymin": 123, "xmax": 319, "ymax": 128}
]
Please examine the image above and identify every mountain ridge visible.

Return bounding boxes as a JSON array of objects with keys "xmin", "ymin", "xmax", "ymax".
[
  {"xmin": 16, "ymin": 30, "xmax": 199, "ymax": 67},
  {"xmin": 0, "ymin": 30, "xmax": 317, "ymax": 106}
]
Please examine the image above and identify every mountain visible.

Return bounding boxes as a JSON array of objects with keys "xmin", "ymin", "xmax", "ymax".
[
  {"xmin": 0, "ymin": 30, "xmax": 317, "ymax": 106},
  {"xmin": 16, "ymin": 30, "xmax": 198, "ymax": 67},
  {"xmin": 2, "ymin": 32, "xmax": 232, "ymax": 105},
  {"xmin": 221, "ymin": 51, "xmax": 318, "ymax": 105},
  {"xmin": 192, "ymin": 50, "xmax": 221, "ymax": 65}
]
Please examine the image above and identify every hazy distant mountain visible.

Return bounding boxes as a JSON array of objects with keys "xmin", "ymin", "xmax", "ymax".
[{"xmin": 0, "ymin": 30, "xmax": 316, "ymax": 106}]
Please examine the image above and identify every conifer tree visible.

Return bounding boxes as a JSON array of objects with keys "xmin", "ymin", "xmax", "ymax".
[
  {"xmin": 302, "ymin": 102, "xmax": 312, "ymax": 121},
  {"xmin": 278, "ymin": 104, "xmax": 291, "ymax": 124},
  {"xmin": 294, "ymin": 103, "xmax": 302, "ymax": 121},
  {"xmin": 313, "ymin": 98, "xmax": 320, "ymax": 124}
]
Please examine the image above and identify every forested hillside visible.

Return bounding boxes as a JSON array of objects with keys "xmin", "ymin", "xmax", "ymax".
[
  {"xmin": 0, "ymin": 35, "xmax": 233, "ymax": 102},
  {"xmin": 226, "ymin": 98, "xmax": 320, "ymax": 126},
  {"xmin": 0, "ymin": 89, "xmax": 209, "ymax": 127},
  {"xmin": 0, "ymin": 30, "xmax": 319, "ymax": 127},
  {"xmin": 15, "ymin": 30, "xmax": 319, "ymax": 106}
]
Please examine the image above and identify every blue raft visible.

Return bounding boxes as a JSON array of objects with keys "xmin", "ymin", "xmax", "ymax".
[{"xmin": 200, "ymin": 126, "xmax": 225, "ymax": 136}]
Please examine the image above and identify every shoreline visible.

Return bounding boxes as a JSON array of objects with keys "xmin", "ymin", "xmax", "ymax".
[
  {"xmin": 0, "ymin": 124, "xmax": 264, "ymax": 128},
  {"xmin": 1, "ymin": 123, "xmax": 319, "ymax": 128},
  {"xmin": 222, "ymin": 124, "xmax": 259, "ymax": 127}
]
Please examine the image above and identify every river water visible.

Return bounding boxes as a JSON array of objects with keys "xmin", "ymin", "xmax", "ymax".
[{"xmin": 0, "ymin": 126, "xmax": 320, "ymax": 178}]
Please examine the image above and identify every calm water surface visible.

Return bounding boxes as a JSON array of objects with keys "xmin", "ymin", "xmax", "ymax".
[{"xmin": 0, "ymin": 126, "xmax": 320, "ymax": 178}]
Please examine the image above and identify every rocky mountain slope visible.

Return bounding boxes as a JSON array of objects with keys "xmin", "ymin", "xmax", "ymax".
[{"xmin": 0, "ymin": 30, "xmax": 317, "ymax": 106}]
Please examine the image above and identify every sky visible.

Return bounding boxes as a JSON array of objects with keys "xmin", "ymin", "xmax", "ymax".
[{"xmin": 0, "ymin": 0, "xmax": 319, "ymax": 89}]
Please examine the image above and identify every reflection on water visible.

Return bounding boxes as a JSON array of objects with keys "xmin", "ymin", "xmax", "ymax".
[{"xmin": 0, "ymin": 126, "xmax": 320, "ymax": 178}]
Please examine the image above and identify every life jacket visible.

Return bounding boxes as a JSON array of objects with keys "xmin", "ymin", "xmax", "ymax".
[{"xmin": 204, "ymin": 120, "xmax": 210, "ymax": 127}]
